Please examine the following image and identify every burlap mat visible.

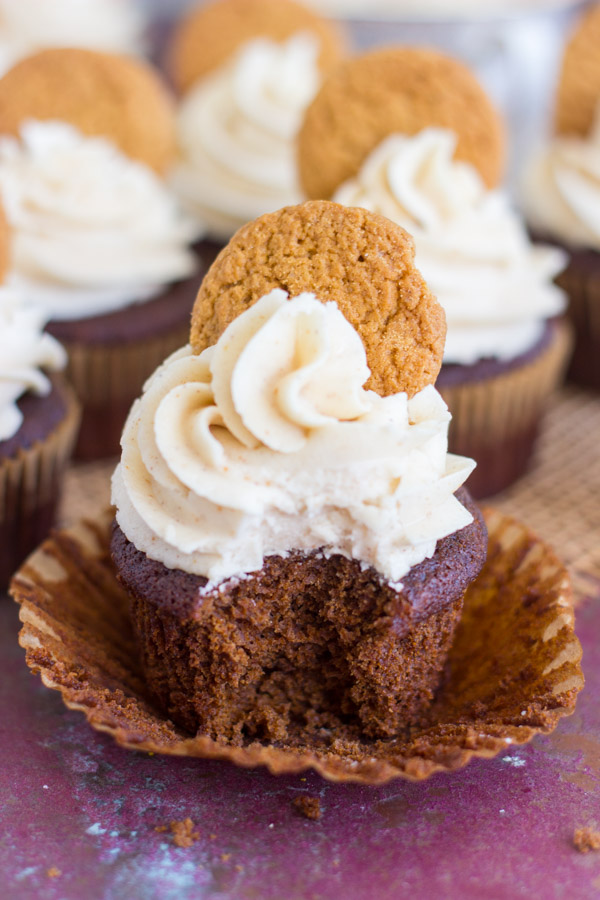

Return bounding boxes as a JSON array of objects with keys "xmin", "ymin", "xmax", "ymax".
[{"xmin": 59, "ymin": 386, "xmax": 600, "ymax": 600}]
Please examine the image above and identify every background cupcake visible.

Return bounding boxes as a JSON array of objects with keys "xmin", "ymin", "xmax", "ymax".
[
  {"xmin": 298, "ymin": 46, "xmax": 571, "ymax": 498},
  {"xmin": 0, "ymin": 213, "xmax": 79, "ymax": 587},
  {"xmin": 0, "ymin": 47, "xmax": 204, "ymax": 460},
  {"xmin": 523, "ymin": 2, "xmax": 600, "ymax": 389},
  {"xmin": 0, "ymin": 0, "xmax": 146, "ymax": 75},
  {"xmin": 167, "ymin": 0, "xmax": 346, "ymax": 258}
]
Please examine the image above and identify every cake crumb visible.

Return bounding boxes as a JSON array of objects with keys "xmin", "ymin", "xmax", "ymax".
[
  {"xmin": 221, "ymin": 853, "xmax": 231, "ymax": 862},
  {"xmin": 170, "ymin": 818, "xmax": 199, "ymax": 848},
  {"xmin": 574, "ymin": 827, "xmax": 600, "ymax": 853},
  {"xmin": 293, "ymin": 796, "xmax": 322, "ymax": 820},
  {"xmin": 47, "ymin": 868, "xmax": 61, "ymax": 879},
  {"xmin": 154, "ymin": 825, "xmax": 168, "ymax": 833}
]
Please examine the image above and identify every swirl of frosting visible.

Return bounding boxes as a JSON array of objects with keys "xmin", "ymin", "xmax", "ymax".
[
  {"xmin": 0, "ymin": 288, "xmax": 66, "ymax": 441},
  {"xmin": 334, "ymin": 129, "xmax": 567, "ymax": 365},
  {"xmin": 0, "ymin": 0, "xmax": 145, "ymax": 75},
  {"xmin": 0, "ymin": 120, "xmax": 199, "ymax": 321},
  {"xmin": 523, "ymin": 103, "xmax": 600, "ymax": 252},
  {"xmin": 171, "ymin": 33, "xmax": 320, "ymax": 240},
  {"xmin": 112, "ymin": 290, "xmax": 475, "ymax": 587}
]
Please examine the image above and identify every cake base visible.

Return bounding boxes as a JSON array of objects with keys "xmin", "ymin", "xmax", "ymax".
[{"xmin": 111, "ymin": 490, "xmax": 487, "ymax": 741}]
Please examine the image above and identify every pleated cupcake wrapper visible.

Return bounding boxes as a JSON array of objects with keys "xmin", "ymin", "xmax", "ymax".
[
  {"xmin": 62, "ymin": 325, "xmax": 191, "ymax": 408},
  {"xmin": 10, "ymin": 507, "xmax": 583, "ymax": 784},
  {"xmin": 439, "ymin": 319, "xmax": 572, "ymax": 447},
  {"xmin": 558, "ymin": 263, "xmax": 600, "ymax": 346},
  {"xmin": 0, "ymin": 381, "xmax": 80, "ymax": 525}
]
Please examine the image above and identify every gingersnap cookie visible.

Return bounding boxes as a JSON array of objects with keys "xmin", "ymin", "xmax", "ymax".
[
  {"xmin": 167, "ymin": 0, "xmax": 345, "ymax": 94},
  {"xmin": 555, "ymin": 3, "xmax": 600, "ymax": 137},
  {"xmin": 0, "ymin": 48, "xmax": 176, "ymax": 174},
  {"xmin": 298, "ymin": 47, "xmax": 505, "ymax": 200},
  {"xmin": 191, "ymin": 200, "xmax": 446, "ymax": 397}
]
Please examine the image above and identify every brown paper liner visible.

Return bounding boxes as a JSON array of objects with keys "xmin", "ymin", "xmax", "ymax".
[
  {"xmin": 557, "ymin": 258, "xmax": 600, "ymax": 389},
  {"xmin": 0, "ymin": 380, "xmax": 80, "ymax": 587},
  {"xmin": 439, "ymin": 319, "xmax": 572, "ymax": 498},
  {"xmin": 10, "ymin": 508, "xmax": 582, "ymax": 784},
  {"xmin": 63, "ymin": 323, "xmax": 189, "ymax": 460}
]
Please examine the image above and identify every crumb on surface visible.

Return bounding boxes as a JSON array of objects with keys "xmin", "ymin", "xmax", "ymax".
[
  {"xmin": 154, "ymin": 825, "xmax": 168, "ymax": 833},
  {"xmin": 170, "ymin": 818, "xmax": 200, "ymax": 848},
  {"xmin": 293, "ymin": 795, "xmax": 322, "ymax": 821},
  {"xmin": 574, "ymin": 827, "xmax": 600, "ymax": 853},
  {"xmin": 47, "ymin": 867, "xmax": 61, "ymax": 878}
]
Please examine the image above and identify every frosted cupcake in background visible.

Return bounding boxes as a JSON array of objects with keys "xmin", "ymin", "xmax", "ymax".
[
  {"xmin": 0, "ymin": 214, "xmax": 79, "ymax": 586},
  {"xmin": 298, "ymin": 47, "xmax": 571, "ymax": 498},
  {"xmin": 0, "ymin": 0, "xmax": 146, "ymax": 74},
  {"xmin": 167, "ymin": 0, "xmax": 346, "ymax": 259},
  {"xmin": 522, "ymin": 2, "xmax": 600, "ymax": 389},
  {"xmin": 0, "ymin": 48, "xmax": 205, "ymax": 460}
]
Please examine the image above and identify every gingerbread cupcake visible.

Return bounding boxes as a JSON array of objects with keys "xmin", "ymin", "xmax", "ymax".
[
  {"xmin": 523, "ymin": 2, "xmax": 600, "ymax": 389},
  {"xmin": 167, "ymin": 0, "xmax": 346, "ymax": 251},
  {"xmin": 0, "ymin": 48, "xmax": 204, "ymax": 460},
  {"xmin": 298, "ymin": 47, "xmax": 571, "ymax": 497},
  {"xmin": 110, "ymin": 201, "xmax": 487, "ymax": 743},
  {"xmin": 0, "ymin": 213, "xmax": 79, "ymax": 587}
]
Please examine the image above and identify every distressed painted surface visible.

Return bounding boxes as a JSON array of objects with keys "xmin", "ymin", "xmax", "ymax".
[{"xmin": 2, "ymin": 585, "xmax": 599, "ymax": 900}]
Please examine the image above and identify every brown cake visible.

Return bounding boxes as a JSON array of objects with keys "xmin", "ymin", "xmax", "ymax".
[{"xmin": 111, "ymin": 200, "xmax": 488, "ymax": 743}]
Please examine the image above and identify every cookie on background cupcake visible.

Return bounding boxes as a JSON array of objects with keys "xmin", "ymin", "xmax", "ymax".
[
  {"xmin": 0, "ymin": 0, "xmax": 146, "ymax": 75},
  {"xmin": 110, "ymin": 200, "xmax": 487, "ymax": 743},
  {"xmin": 0, "ymin": 47, "xmax": 205, "ymax": 461},
  {"xmin": 523, "ymin": 2, "xmax": 600, "ymax": 389},
  {"xmin": 298, "ymin": 46, "xmax": 571, "ymax": 498},
  {"xmin": 167, "ymin": 0, "xmax": 346, "ymax": 256},
  {"xmin": 0, "ymin": 211, "xmax": 80, "ymax": 588}
]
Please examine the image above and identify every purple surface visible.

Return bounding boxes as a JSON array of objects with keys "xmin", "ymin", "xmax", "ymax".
[{"xmin": 2, "ymin": 586, "xmax": 599, "ymax": 900}]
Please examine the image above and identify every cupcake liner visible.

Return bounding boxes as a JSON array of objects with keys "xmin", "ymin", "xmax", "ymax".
[
  {"xmin": 1, "ymin": 381, "xmax": 80, "ymax": 587},
  {"xmin": 63, "ymin": 323, "xmax": 189, "ymax": 460},
  {"xmin": 439, "ymin": 319, "xmax": 572, "ymax": 498},
  {"xmin": 557, "ymin": 259, "xmax": 600, "ymax": 389},
  {"xmin": 10, "ymin": 507, "xmax": 582, "ymax": 785}
]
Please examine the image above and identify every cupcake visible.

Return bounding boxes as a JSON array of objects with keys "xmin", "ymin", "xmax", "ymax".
[
  {"xmin": 0, "ymin": 48, "xmax": 203, "ymax": 460},
  {"xmin": 0, "ymin": 0, "xmax": 146, "ymax": 75},
  {"xmin": 298, "ymin": 47, "xmax": 571, "ymax": 498},
  {"xmin": 167, "ymin": 0, "xmax": 345, "ymax": 260},
  {"xmin": 110, "ymin": 201, "xmax": 487, "ymax": 743},
  {"xmin": 0, "ymin": 269, "xmax": 79, "ymax": 587},
  {"xmin": 522, "ymin": 3, "xmax": 600, "ymax": 389}
]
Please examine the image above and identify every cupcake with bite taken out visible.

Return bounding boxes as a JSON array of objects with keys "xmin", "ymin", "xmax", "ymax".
[
  {"xmin": 297, "ymin": 47, "xmax": 571, "ymax": 498},
  {"xmin": 167, "ymin": 0, "xmax": 346, "ymax": 266},
  {"xmin": 0, "ymin": 210, "xmax": 79, "ymax": 587},
  {"xmin": 522, "ymin": 2, "xmax": 600, "ymax": 389},
  {"xmin": 110, "ymin": 201, "xmax": 487, "ymax": 743},
  {"xmin": 0, "ymin": 47, "xmax": 204, "ymax": 460}
]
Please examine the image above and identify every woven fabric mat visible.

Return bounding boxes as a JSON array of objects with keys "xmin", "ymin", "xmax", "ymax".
[{"xmin": 59, "ymin": 386, "xmax": 600, "ymax": 601}]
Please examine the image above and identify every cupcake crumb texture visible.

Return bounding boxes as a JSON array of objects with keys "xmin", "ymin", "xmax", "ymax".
[
  {"xmin": 292, "ymin": 796, "xmax": 322, "ymax": 821},
  {"xmin": 573, "ymin": 827, "xmax": 600, "ymax": 853}
]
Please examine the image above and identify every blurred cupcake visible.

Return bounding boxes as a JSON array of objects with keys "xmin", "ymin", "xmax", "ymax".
[
  {"xmin": 0, "ymin": 0, "xmax": 146, "ymax": 75},
  {"xmin": 167, "ymin": 0, "xmax": 346, "ymax": 254},
  {"xmin": 523, "ymin": 3, "xmax": 600, "ymax": 389},
  {"xmin": 298, "ymin": 47, "xmax": 571, "ymax": 497},
  {"xmin": 0, "ymin": 48, "xmax": 203, "ymax": 460},
  {"xmin": 0, "ymin": 208, "xmax": 79, "ymax": 586}
]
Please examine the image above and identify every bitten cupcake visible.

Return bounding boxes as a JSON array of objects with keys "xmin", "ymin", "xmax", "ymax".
[
  {"xmin": 0, "ymin": 224, "xmax": 79, "ymax": 587},
  {"xmin": 298, "ymin": 47, "xmax": 571, "ymax": 497},
  {"xmin": 110, "ymin": 201, "xmax": 487, "ymax": 744},
  {"xmin": 522, "ymin": 2, "xmax": 600, "ymax": 389},
  {"xmin": 0, "ymin": 48, "xmax": 203, "ymax": 460},
  {"xmin": 167, "ymin": 0, "xmax": 345, "ymax": 254},
  {"xmin": 0, "ymin": 0, "xmax": 146, "ymax": 76}
]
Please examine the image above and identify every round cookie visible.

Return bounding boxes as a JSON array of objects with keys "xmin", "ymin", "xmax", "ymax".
[
  {"xmin": 191, "ymin": 201, "xmax": 446, "ymax": 398},
  {"xmin": 555, "ymin": 3, "xmax": 600, "ymax": 137},
  {"xmin": 167, "ymin": 0, "xmax": 345, "ymax": 94},
  {"xmin": 0, "ymin": 201, "xmax": 10, "ymax": 285},
  {"xmin": 0, "ymin": 48, "xmax": 176, "ymax": 174},
  {"xmin": 298, "ymin": 47, "xmax": 505, "ymax": 199}
]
